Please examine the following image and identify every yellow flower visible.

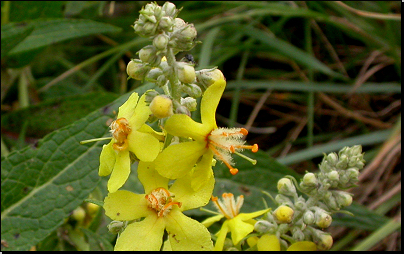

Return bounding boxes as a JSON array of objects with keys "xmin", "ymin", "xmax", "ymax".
[
  {"xmin": 103, "ymin": 161, "xmax": 214, "ymax": 251},
  {"xmin": 154, "ymin": 79, "xmax": 258, "ymax": 189},
  {"xmin": 99, "ymin": 91, "xmax": 162, "ymax": 193},
  {"xmin": 202, "ymin": 193, "xmax": 270, "ymax": 251}
]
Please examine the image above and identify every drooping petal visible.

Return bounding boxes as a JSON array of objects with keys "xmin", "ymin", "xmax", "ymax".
[
  {"xmin": 169, "ymin": 163, "xmax": 214, "ymax": 211},
  {"xmin": 165, "ymin": 208, "xmax": 214, "ymax": 251},
  {"xmin": 107, "ymin": 150, "xmax": 131, "ymax": 193},
  {"xmin": 117, "ymin": 92, "xmax": 139, "ymax": 119},
  {"xmin": 236, "ymin": 208, "xmax": 271, "ymax": 222},
  {"xmin": 214, "ymin": 220, "xmax": 230, "ymax": 251},
  {"xmin": 200, "ymin": 79, "xmax": 226, "ymax": 130},
  {"xmin": 190, "ymin": 151, "xmax": 214, "ymax": 191},
  {"xmin": 137, "ymin": 161, "xmax": 169, "ymax": 194},
  {"xmin": 227, "ymin": 217, "xmax": 255, "ymax": 245},
  {"xmin": 127, "ymin": 130, "xmax": 160, "ymax": 162},
  {"xmin": 114, "ymin": 215, "xmax": 165, "ymax": 251},
  {"xmin": 98, "ymin": 141, "xmax": 116, "ymax": 176},
  {"xmin": 287, "ymin": 241, "xmax": 317, "ymax": 251},
  {"xmin": 257, "ymin": 234, "xmax": 281, "ymax": 251},
  {"xmin": 165, "ymin": 114, "xmax": 210, "ymax": 142},
  {"xmin": 129, "ymin": 93, "xmax": 152, "ymax": 131},
  {"xmin": 201, "ymin": 214, "xmax": 224, "ymax": 228},
  {"xmin": 154, "ymin": 141, "xmax": 207, "ymax": 179},
  {"xmin": 138, "ymin": 124, "xmax": 165, "ymax": 142},
  {"xmin": 103, "ymin": 190, "xmax": 151, "ymax": 221}
]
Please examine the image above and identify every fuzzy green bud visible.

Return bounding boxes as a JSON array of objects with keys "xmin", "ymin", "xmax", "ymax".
[
  {"xmin": 162, "ymin": 2, "xmax": 178, "ymax": 17},
  {"xmin": 181, "ymin": 97, "xmax": 197, "ymax": 111},
  {"xmin": 107, "ymin": 220, "xmax": 125, "ymax": 234},
  {"xmin": 292, "ymin": 228, "xmax": 305, "ymax": 242},
  {"xmin": 277, "ymin": 178, "xmax": 296, "ymax": 196},
  {"xmin": 302, "ymin": 172, "xmax": 318, "ymax": 187},
  {"xmin": 138, "ymin": 46, "xmax": 156, "ymax": 63},
  {"xmin": 327, "ymin": 170, "xmax": 339, "ymax": 181},
  {"xmin": 176, "ymin": 63, "xmax": 196, "ymax": 84},
  {"xmin": 71, "ymin": 206, "xmax": 86, "ymax": 222},
  {"xmin": 153, "ymin": 34, "xmax": 169, "ymax": 50},
  {"xmin": 195, "ymin": 68, "xmax": 225, "ymax": 89},
  {"xmin": 158, "ymin": 16, "xmax": 174, "ymax": 32},
  {"xmin": 149, "ymin": 95, "xmax": 173, "ymax": 119},
  {"xmin": 146, "ymin": 68, "xmax": 163, "ymax": 81},
  {"xmin": 127, "ymin": 60, "xmax": 151, "ymax": 80},
  {"xmin": 275, "ymin": 194, "xmax": 294, "ymax": 208},
  {"xmin": 254, "ymin": 220, "xmax": 276, "ymax": 233},
  {"xmin": 336, "ymin": 154, "xmax": 348, "ymax": 170},
  {"xmin": 273, "ymin": 205, "xmax": 294, "ymax": 224},
  {"xmin": 303, "ymin": 211, "xmax": 315, "ymax": 225},
  {"xmin": 332, "ymin": 191, "xmax": 353, "ymax": 208},
  {"xmin": 316, "ymin": 233, "xmax": 333, "ymax": 251},
  {"xmin": 176, "ymin": 105, "xmax": 191, "ymax": 117}
]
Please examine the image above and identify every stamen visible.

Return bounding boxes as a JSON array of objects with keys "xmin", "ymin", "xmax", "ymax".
[
  {"xmin": 209, "ymin": 143, "xmax": 238, "ymax": 175},
  {"xmin": 212, "ymin": 196, "xmax": 231, "ymax": 220},
  {"xmin": 211, "ymin": 193, "xmax": 244, "ymax": 219},
  {"xmin": 158, "ymin": 201, "xmax": 182, "ymax": 217},
  {"xmin": 80, "ymin": 137, "xmax": 112, "ymax": 144},
  {"xmin": 233, "ymin": 151, "xmax": 257, "ymax": 165},
  {"xmin": 145, "ymin": 187, "xmax": 180, "ymax": 217}
]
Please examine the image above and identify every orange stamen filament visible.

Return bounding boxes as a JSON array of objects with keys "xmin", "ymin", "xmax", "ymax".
[
  {"xmin": 208, "ymin": 143, "xmax": 238, "ymax": 175},
  {"xmin": 158, "ymin": 202, "xmax": 181, "ymax": 217},
  {"xmin": 145, "ymin": 187, "xmax": 180, "ymax": 217},
  {"xmin": 212, "ymin": 196, "xmax": 232, "ymax": 220},
  {"xmin": 211, "ymin": 193, "xmax": 244, "ymax": 219}
]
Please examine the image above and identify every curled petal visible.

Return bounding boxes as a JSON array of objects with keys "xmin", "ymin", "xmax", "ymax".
[
  {"xmin": 108, "ymin": 150, "xmax": 130, "ymax": 193},
  {"xmin": 99, "ymin": 141, "xmax": 116, "ymax": 176},
  {"xmin": 130, "ymin": 93, "xmax": 152, "ymax": 130},
  {"xmin": 201, "ymin": 79, "xmax": 226, "ymax": 130}
]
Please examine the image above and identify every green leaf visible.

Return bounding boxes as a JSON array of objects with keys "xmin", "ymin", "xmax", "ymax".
[
  {"xmin": 81, "ymin": 228, "xmax": 114, "ymax": 251},
  {"xmin": 8, "ymin": 18, "xmax": 122, "ymax": 55},
  {"xmin": 8, "ymin": 1, "xmax": 64, "ymax": 22},
  {"xmin": 1, "ymin": 22, "xmax": 34, "ymax": 59},
  {"xmin": 0, "ymin": 83, "xmax": 154, "ymax": 251}
]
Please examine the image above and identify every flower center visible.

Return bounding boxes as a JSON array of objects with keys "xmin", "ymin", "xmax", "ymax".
[
  {"xmin": 145, "ymin": 187, "xmax": 182, "ymax": 217},
  {"xmin": 207, "ymin": 127, "xmax": 258, "ymax": 175},
  {"xmin": 110, "ymin": 118, "xmax": 131, "ymax": 151},
  {"xmin": 212, "ymin": 193, "xmax": 244, "ymax": 219}
]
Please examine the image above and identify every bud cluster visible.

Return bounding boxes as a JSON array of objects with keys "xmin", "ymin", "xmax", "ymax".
[
  {"xmin": 254, "ymin": 146, "xmax": 364, "ymax": 250},
  {"xmin": 126, "ymin": 2, "xmax": 227, "ymax": 119}
]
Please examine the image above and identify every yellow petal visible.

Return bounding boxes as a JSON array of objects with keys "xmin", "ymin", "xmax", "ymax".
[
  {"xmin": 190, "ymin": 151, "xmax": 214, "ymax": 191},
  {"xmin": 103, "ymin": 190, "xmax": 150, "ymax": 221},
  {"xmin": 165, "ymin": 114, "xmax": 210, "ymax": 142},
  {"xmin": 114, "ymin": 215, "xmax": 165, "ymax": 251},
  {"xmin": 201, "ymin": 214, "xmax": 224, "ymax": 228},
  {"xmin": 287, "ymin": 241, "xmax": 317, "ymax": 251},
  {"xmin": 165, "ymin": 208, "xmax": 214, "ymax": 251},
  {"xmin": 154, "ymin": 141, "xmax": 207, "ymax": 179},
  {"xmin": 214, "ymin": 220, "xmax": 229, "ymax": 251},
  {"xmin": 257, "ymin": 234, "xmax": 280, "ymax": 251},
  {"xmin": 99, "ymin": 141, "xmax": 116, "ymax": 176},
  {"xmin": 117, "ymin": 92, "xmax": 139, "ymax": 119},
  {"xmin": 237, "ymin": 208, "xmax": 271, "ymax": 222},
  {"xmin": 107, "ymin": 150, "xmax": 130, "ymax": 193},
  {"xmin": 128, "ymin": 130, "xmax": 160, "ymax": 162},
  {"xmin": 138, "ymin": 124, "xmax": 165, "ymax": 142},
  {"xmin": 169, "ymin": 164, "xmax": 214, "ymax": 211},
  {"xmin": 228, "ymin": 217, "xmax": 255, "ymax": 245},
  {"xmin": 201, "ymin": 79, "xmax": 226, "ymax": 129},
  {"xmin": 137, "ymin": 161, "xmax": 169, "ymax": 194},
  {"xmin": 129, "ymin": 93, "xmax": 152, "ymax": 130}
]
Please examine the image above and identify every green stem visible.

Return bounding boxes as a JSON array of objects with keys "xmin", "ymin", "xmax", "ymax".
[
  {"xmin": 165, "ymin": 48, "xmax": 181, "ymax": 103},
  {"xmin": 18, "ymin": 67, "xmax": 30, "ymax": 108}
]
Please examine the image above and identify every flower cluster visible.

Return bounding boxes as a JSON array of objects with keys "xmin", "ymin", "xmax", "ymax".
[{"xmin": 82, "ymin": 2, "xmax": 363, "ymax": 251}]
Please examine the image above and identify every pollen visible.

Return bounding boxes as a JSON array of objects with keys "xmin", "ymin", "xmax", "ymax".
[
  {"xmin": 212, "ymin": 193, "xmax": 244, "ymax": 219},
  {"xmin": 109, "ymin": 118, "xmax": 131, "ymax": 151},
  {"xmin": 207, "ymin": 127, "xmax": 258, "ymax": 175},
  {"xmin": 145, "ymin": 187, "xmax": 182, "ymax": 217}
]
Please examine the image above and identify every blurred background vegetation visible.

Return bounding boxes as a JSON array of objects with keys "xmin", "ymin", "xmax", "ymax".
[{"xmin": 1, "ymin": 1, "xmax": 401, "ymax": 251}]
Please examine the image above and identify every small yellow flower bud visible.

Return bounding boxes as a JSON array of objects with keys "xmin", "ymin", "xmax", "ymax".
[
  {"xmin": 327, "ymin": 170, "xmax": 339, "ymax": 181},
  {"xmin": 273, "ymin": 205, "xmax": 294, "ymax": 224},
  {"xmin": 149, "ymin": 95, "xmax": 173, "ymax": 118},
  {"xmin": 138, "ymin": 46, "xmax": 155, "ymax": 63},
  {"xmin": 127, "ymin": 60, "xmax": 151, "ymax": 80},
  {"xmin": 315, "ymin": 211, "xmax": 332, "ymax": 229},
  {"xmin": 316, "ymin": 234, "xmax": 333, "ymax": 250},
  {"xmin": 86, "ymin": 202, "xmax": 100, "ymax": 216},
  {"xmin": 177, "ymin": 63, "xmax": 195, "ymax": 84},
  {"xmin": 277, "ymin": 178, "xmax": 296, "ymax": 195},
  {"xmin": 153, "ymin": 34, "xmax": 169, "ymax": 50},
  {"xmin": 71, "ymin": 206, "xmax": 86, "ymax": 222}
]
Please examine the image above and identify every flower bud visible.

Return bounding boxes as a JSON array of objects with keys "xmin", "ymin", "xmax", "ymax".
[
  {"xmin": 302, "ymin": 173, "xmax": 318, "ymax": 187},
  {"xmin": 127, "ymin": 60, "xmax": 151, "ymax": 80},
  {"xmin": 254, "ymin": 220, "xmax": 276, "ymax": 233},
  {"xmin": 292, "ymin": 228, "xmax": 305, "ymax": 242},
  {"xmin": 86, "ymin": 202, "xmax": 100, "ymax": 216},
  {"xmin": 275, "ymin": 194, "xmax": 294, "ymax": 208},
  {"xmin": 327, "ymin": 170, "xmax": 339, "ymax": 181},
  {"xmin": 146, "ymin": 68, "xmax": 163, "ymax": 81},
  {"xmin": 332, "ymin": 191, "xmax": 353, "ymax": 208},
  {"xmin": 327, "ymin": 152, "xmax": 338, "ymax": 166},
  {"xmin": 336, "ymin": 154, "xmax": 348, "ymax": 170},
  {"xmin": 315, "ymin": 210, "xmax": 332, "ymax": 228},
  {"xmin": 273, "ymin": 205, "xmax": 294, "ymax": 224},
  {"xmin": 158, "ymin": 16, "xmax": 174, "ymax": 32},
  {"xmin": 175, "ymin": 105, "xmax": 191, "ymax": 117},
  {"xmin": 277, "ymin": 178, "xmax": 296, "ymax": 196},
  {"xmin": 153, "ymin": 34, "xmax": 169, "ymax": 50},
  {"xmin": 182, "ymin": 83, "xmax": 202, "ymax": 98},
  {"xmin": 149, "ymin": 95, "xmax": 173, "ymax": 119},
  {"xmin": 162, "ymin": 2, "xmax": 178, "ymax": 17},
  {"xmin": 107, "ymin": 220, "xmax": 125, "ymax": 234},
  {"xmin": 156, "ymin": 75, "xmax": 168, "ymax": 87},
  {"xmin": 71, "ymin": 206, "xmax": 86, "ymax": 222},
  {"xmin": 138, "ymin": 46, "xmax": 156, "ymax": 63},
  {"xmin": 316, "ymin": 233, "xmax": 333, "ymax": 251},
  {"xmin": 195, "ymin": 68, "xmax": 225, "ymax": 89},
  {"xmin": 303, "ymin": 211, "xmax": 315, "ymax": 225},
  {"xmin": 181, "ymin": 97, "xmax": 197, "ymax": 111},
  {"xmin": 178, "ymin": 23, "xmax": 197, "ymax": 41},
  {"xmin": 176, "ymin": 63, "xmax": 196, "ymax": 84}
]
